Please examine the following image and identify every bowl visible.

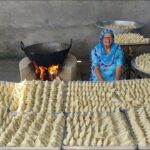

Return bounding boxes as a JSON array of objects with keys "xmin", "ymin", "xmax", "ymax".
[{"xmin": 96, "ymin": 20, "xmax": 144, "ymax": 34}]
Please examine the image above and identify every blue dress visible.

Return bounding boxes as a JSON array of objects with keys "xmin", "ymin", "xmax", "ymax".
[{"xmin": 90, "ymin": 43, "xmax": 124, "ymax": 81}]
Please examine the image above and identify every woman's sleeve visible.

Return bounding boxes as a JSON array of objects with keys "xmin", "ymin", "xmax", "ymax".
[
  {"xmin": 91, "ymin": 49, "xmax": 99, "ymax": 66},
  {"xmin": 116, "ymin": 49, "xmax": 124, "ymax": 67}
]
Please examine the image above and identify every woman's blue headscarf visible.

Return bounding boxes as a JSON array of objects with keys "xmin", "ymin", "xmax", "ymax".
[
  {"xmin": 94, "ymin": 29, "xmax": 120, "ymax": 66},
  {"xmin": 99, "ymin": 29, "xmax": 114, "ymax": 45}
]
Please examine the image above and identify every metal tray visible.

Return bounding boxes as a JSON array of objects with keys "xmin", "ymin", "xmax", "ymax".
[
  {"xmin": 0, "ymin": 112, "xmax": 65, "ymax": 149},
  {"xmin": 122, "ymin": 107, "xmax": 150, "ymax": 149},
  {"xmin": 0, "ymin": 81, "xmax": 19, "ymax": 84},
  {"xmin": 63, "ymin": 146, "xmax": 136, "ymax": 150},
  {"xmin": 65, "ymin": 81, "xmax": 116, "ymax": 114},
  {"xmin": 131, "ymin": 57, "xmax": 150, "ymax": 76},
  {"xmin": 118, "ymin": 40, "xmax": 150, "ymax": 46},
  {"xmin": 62, "ymin": 112, "xmax": 136, "ymax": 150},
  {"xmin": 0, "ymin": 148, "xmax": 60, "ymax": 150},
  {"xmin": 120, "ymin": 109, "xmax": 138, "ymax": 147},
  {"xmin": 96, "ymin": 20, "xmax": 144, "ymax": 34},
  {"xmin": 138, "ymin": 146, "xmax": 150, "ymax": 150}
]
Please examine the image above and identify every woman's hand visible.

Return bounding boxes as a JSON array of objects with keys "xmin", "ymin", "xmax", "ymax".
[
  {"xmin": 116, "ymin": 66, "xmax": 122, "ymax": 80},
  {"xmin": 95, "ymin": 66, "xmax": 104, "ymax": 81}
]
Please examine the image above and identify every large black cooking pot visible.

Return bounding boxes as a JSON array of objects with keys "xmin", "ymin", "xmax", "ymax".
[{"xmin": 20, "ymin": 40, "xmax": 72, "ymax": 67}]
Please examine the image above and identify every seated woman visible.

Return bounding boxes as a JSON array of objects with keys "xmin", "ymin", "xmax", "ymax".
[{"xmin": 90, "ymin": 29, "xmax": 124, "ymax": 81}]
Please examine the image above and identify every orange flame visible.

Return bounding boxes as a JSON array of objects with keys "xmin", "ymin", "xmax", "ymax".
[
  {"xmin": 48, "ymin": 65, "xmax": 59, "ymax": 75},
  {"xmin": 39, "ymin": 66, "xmax": 47, "ymax": 81},
  {"xmin": 33, "ymin": 62, "xmax": 60, "ymax": 81},
  {"xmin": 48, "ymin": 64, "xmax": 60, "ymax": 81}
]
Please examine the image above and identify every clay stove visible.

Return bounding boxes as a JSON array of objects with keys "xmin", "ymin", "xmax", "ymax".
[{"xmin": 19, "ymin": 54, "xmax": 77, "ymax": 81}]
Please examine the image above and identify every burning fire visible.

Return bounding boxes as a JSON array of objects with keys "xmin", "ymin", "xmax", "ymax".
[
  {"xmin": 33, "ymin": 61, "xmax": 60, "ymax": 81},
  {"xmin": 48, "ymin": 65, "xmax": 59, "ymax": 80},
  {"xmin": 39, "ymin": 66, "xmax": 47, "ymax": 81}
]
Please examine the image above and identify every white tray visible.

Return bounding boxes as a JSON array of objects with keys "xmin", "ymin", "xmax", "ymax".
[
  {"xmin": 63, "ymin": 146, "xmax": 136, "ymax": 150},
  {"xmin": 0, "ymin": 148, "xmax": 60, "ymax": 150},
  {"xmin": 138, "ymin": 146, "xmax": 150, "ymax": 150}
]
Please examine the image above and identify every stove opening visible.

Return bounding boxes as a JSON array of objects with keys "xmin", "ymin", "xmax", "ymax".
[{"xmin": 32, "ymin": 61, "xmax": 61, "ymax": 81}]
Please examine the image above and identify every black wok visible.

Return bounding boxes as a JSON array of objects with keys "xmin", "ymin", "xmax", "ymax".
[{"xmin": 20, "ymin": 40, "xmax": 72, "ymax": 67}]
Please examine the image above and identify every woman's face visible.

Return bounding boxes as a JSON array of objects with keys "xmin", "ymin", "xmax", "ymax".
[{"xmin": 102, "ymin": 33, "xmax": 113, "ymax": 47}]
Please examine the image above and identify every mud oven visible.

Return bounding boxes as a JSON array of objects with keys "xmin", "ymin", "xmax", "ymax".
[{"xmin": 19, "ymin": 41, "xmax": 77, "ymax": 81}]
